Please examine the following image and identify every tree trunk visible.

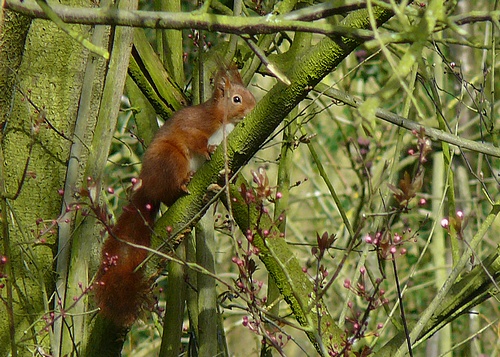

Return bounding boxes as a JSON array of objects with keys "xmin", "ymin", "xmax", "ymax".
[{"xmin": 0, "ymin": 2, "xmax": 95, "ymax": 355}]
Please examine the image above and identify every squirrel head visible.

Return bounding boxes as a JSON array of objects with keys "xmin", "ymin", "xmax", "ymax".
[{"xmin": 212, "ymin": 65, "xmax": 256, "ymax": 124}]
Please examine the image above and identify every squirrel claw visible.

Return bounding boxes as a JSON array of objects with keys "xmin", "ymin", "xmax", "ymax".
[
  {"xmin": 180, "ymin": 183, "xmax": 190, "ymax": 194},
  {"xmin": 208, "ymin": 144, "xmax": 217, "ymax": 154}
]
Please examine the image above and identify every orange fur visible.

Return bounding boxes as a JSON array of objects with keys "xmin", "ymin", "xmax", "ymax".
[{"xmin": 95, "ymin": 66, "xmax": 256, "ymax": 328}]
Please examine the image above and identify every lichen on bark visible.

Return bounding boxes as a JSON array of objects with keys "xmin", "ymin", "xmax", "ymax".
[{"xmin": 0, "ymin": 8, "xmax": 90, "ymax": 354}]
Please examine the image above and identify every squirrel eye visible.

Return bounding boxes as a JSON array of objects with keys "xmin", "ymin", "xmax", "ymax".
[{"xmin": 232, "ymin": 95, "xmax": 242, "ymax": 104}]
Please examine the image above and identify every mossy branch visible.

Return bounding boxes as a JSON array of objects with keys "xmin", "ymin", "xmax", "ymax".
[
  {"xmin": 81, "ymin": 0, "xmax": 138, "ymax": 354},
  {"xmin": 225, "ymin": 175, "xmax": 343, "ymax": 354},
  {"xmin": 5, "ymin": 0, "xmax": 382, "ymax": 38},
  {"xmin": 34, "ymin": 0, "xmax": 109, "ymax": 58},
  {"xmin": 128, "ymin": 28, "xmax": 187, "ymax": 121},
  {"xmin": 148, "ymin": 6, "xmax": 394, "ymax": 355},
  {"xmin": 151, "ymin": 6, "xmax": 394, "ymax": 243},
  {"xmin": 418, "ymin": 245, "xmax": 500, "ymax": 343}
]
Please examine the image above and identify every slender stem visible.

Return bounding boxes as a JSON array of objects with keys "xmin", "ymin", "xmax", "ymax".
[
  {"xmin": 301, "ymin": 125, "xmax": 354, "ymax": 238},
  {"xmin": 0, "ymin": 173, "xmax": 17, "ymax": 357},
  {"xmin": 392, "ymin": 256, "xmax": 413, "ymax": 357}
]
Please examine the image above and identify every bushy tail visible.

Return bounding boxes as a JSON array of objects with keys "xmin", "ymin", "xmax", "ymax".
[{"xmin": 95, "ymin": 189, "xmax": 159, "ymax": 327}]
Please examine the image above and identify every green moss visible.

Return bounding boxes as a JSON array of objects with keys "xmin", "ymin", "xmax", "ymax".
[{"xmin": 0, "ymin": 15, "xmax": 90, "ymax": 356}]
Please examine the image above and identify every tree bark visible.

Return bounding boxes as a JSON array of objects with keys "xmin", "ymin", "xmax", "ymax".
[{"xmin": 0, "ymin": 2, "xmax": 92, "ymax": 355}]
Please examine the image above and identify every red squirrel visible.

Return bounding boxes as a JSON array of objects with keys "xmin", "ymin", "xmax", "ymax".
[{"xmin": 95, "ymin": 66, "xmax": 256, "ymax": 328}]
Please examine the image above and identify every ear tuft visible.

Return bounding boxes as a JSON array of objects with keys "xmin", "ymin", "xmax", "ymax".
[{"xmin": 212, "ymin": 62, "xmax": 242, "ymax": 101}]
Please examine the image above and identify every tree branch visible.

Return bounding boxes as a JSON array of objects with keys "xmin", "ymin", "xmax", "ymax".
[
  {"xmin": 149, "ymin": 6, "xmax": 395, "ymax": 356},
  {"xmin": 4, "ymin": 0, "xmax": 376, "ymax": 38},
  {"xmin": 281, "ymin": 0, "xmax": 368, "ymax": 21},
  {"xmin": 315, "ymin": 84, "xmax": 500, "ymax": 158},
  {"xmin": 450, "ymin": 10, "xmax": 500, "ymax": 25}
]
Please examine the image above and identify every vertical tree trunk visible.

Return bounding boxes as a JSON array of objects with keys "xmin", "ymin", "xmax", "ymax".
[{"xmin": 0, "ymin": 2, "xmax": 92, "ymax": 355}]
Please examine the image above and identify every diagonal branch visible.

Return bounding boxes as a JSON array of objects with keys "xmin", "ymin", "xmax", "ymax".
[
  {"xmin": 149, "ymin": 6, "xmax": 395, "ymax": 356},
  {"xmin": 314, "ymin": 84, "xmax": 500, "ymax": 158},
  {"xmin": 152, "ymin": 6, "xmax": 394, "ymax": 243}
]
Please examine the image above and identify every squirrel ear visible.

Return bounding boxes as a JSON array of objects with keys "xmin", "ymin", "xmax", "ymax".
[
  {"xmin": 212, "ymin": 70, "xmax": 230, "ymax": 100},
  {"xmin": 212, "ymin": 62, "xmax": 243, "ymax": 100}
]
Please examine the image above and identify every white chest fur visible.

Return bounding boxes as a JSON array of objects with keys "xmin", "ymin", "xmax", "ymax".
[
  {"xmin": 188, "ymin": 123, "xmax": 236, "ymax": 172},
  {"xmin": 208, "ymin": 123, "xmax": 235, "ymax": 147}
]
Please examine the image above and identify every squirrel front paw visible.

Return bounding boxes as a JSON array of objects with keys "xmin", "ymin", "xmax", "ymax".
[
  {"xmin": 180, "ymin": 171, "xmax": 196, "ymax": 194},
  {"xmin": 206, "ymin": 144, "xmax": 218, "ymax": 159}
]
